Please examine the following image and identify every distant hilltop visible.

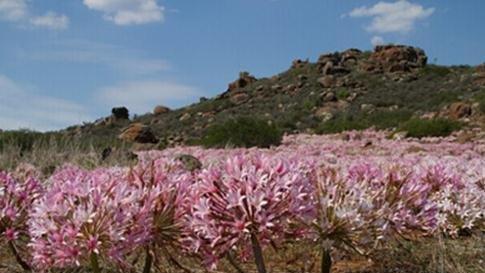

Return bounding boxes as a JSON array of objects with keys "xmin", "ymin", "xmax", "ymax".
[{"xmin": 60, "ymin": 44, "xmax": 485, "ymax": 147}]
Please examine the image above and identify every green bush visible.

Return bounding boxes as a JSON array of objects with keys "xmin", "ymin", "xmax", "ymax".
[
  {"xmin": 0, "ymin": 130, "xmax": 45, "ymax": 152},
  {"xmin": 367, "ymin": 110, "xmax": 413, "ymax": 129},
  {"xmin": 399, "ymin": 118, "xmax": 461, "ymax": 138},
  {"xmin": 316, "ymin": 110, "xmax": 412, "ymax": 134},
  {"xmin": 200, "ymin": 117, "xmax": 282, "ymax": 148},
  {"xmin": 420, "ymin": 65, "xmax": 451, "ymax": 77},
  {"xmin": 316, "ymin": 114, "xmax": 368, "ymax": 134},
  {"xmin": 336, "ymin": 88, "xmax": 350, "ymax": 100},
  {"xmin": 474, "ymin": 91, "xmax": 485, "ymax": 114}
]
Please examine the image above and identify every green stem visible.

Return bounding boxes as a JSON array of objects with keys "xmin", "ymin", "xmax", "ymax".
[
  {"xmin": 162, "ymin": 247, "xmax": 194, "ymax": 273},
  {"xmin": 8, "ymin": 241, "xmax": 31, "ymax": 271},
  {"xmin": 250, "ymin": 233, "xmax": 267, "ymax": 273},
  {"xmin": 90, "ymin": 253, "xmax": 101, "ymax": 273},
  {"xmin": 226, "ymin": 252, "xmax": 247, "ymax": 273},
  {"xmin": 320, "ymin": 248, "xmax": 332, "ymax": 273},
  {"xmin": 142, "ymin": 247, "xmax": 153, "ymax": 273}
]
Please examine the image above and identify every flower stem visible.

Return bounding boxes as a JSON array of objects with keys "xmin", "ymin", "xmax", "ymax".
[
  {"xmin": 90, "ymin": 253, "xmax": 101, "ymax": 273},
  {"xmin": 8, "ymin": 241, "xmax": 31, "ymax": 271},
  {"xmin": 320, "ymin": 248, "xmax": 332, "ymax": 273},
  {"xmin": 250, "ymin": 233, "xmax": 267, "ymax": 273},
  {"xmin": 226, "ymin": 251, "xmax": 247, "ymax": 273},
  {"xmin": 143, "ymin": 247, "xmax": 153, "ymax": 273}
]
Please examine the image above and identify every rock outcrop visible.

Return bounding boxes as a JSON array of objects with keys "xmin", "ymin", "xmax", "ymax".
[
  {"xmin": 119, "ymin": 123, "xmax": 158, "ymax": 144},
  {"xmin": 153, "ymin": 105, "xmax": 171, "ymax": 115},
  {"xmin": 363, "ymin": 45, "xmax": 427, "ymax": 73},
  {"xmin": 111, "ymin": 107, "xmax": 129, "ymax": 120},
  {"xmin": 448, "ymin": 102, "xmax": 472, "ymax": 119},
  {"xmin": 317, "ymin": 50, "xmax": 356, "ymax": 76},
  {"xmin": 227, "ymin": 71, "xmax": 257, "ymax": 92}
]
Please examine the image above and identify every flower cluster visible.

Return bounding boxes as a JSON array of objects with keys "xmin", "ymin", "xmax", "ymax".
[
  {"xmin": 0, "ymin": 164, "xmax": 43, "ymax": 243},
  {"xmin": 28, "ymin": 165, "xmax": 152, "ymax": 270},
  {"xmin": 0, "ymin": 131, "xmax": 483, "ymax": 273},
  {"xmin": 186, "ymin": 153, "xmax": 314, "ymax": 268}
]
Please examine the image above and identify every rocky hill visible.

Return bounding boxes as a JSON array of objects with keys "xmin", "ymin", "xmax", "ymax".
[{"xmin": 62, "ymin": 44, "xmax": 485, "ymax": 147}]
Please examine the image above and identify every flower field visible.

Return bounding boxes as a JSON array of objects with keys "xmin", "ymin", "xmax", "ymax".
[{"xmin": 1, "ymin": 130, "xmax": 484, "ymax": 273}]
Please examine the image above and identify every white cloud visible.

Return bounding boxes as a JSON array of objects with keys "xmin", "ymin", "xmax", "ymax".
[
  {"xmin": 30, "ymin": 12, "xmax": 69, "ymax": 30},
  {"xmin": 0, "ymin": 0, "xmax": 69, "ymax": 30},
  {"xmin": 95, "ymin": 81, "xmax": 203, "ymax": 114},
  {"xmin": 371, "ymin": 35, "xmax": 385, "ymax": 46},
  {"xmin": 83, "ymin": 0, "xmax": 164, "ymax": 25},
  {"xmin": 26, "ymin": 40, "xmax": 170, "ymax": 75},
  {"xmin": 0, "ymin": 0, "xmax": 27, "ymax": 21},
  {"xmin": 0, "ymin": 74, "xmax": 92, "ymax": 131},
  {"xmin": 348, "ymin": 0, "xmax": 434, "ymax": 34}
]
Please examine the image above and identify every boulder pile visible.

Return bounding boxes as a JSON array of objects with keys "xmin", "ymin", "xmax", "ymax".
[{"xmin": 363, "ymin": 45, "xmax": 427, "ymax": 73}]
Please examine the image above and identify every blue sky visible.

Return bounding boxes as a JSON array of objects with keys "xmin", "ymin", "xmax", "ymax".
[{"xmin": 0, "ymin": 0, "xmax": 484, "ymax": 131}]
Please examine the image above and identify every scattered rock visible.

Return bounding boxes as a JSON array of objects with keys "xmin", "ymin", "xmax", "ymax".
[
  {"xmin": 391, "ymin": 131, "xmax": 407, "ymax": 140},
  {"xmin": 153, "ymin": 105, "xmax": 171, "ymax": 115},
  {"xmin": 317, "ymin": 50, "xmax": 359, "ymax": 75},
  {"xmin": 291, "ymin": 59, "xmax": 309, "ymax": 69},
  {"xmin": 101, "ymin": 147, "xmax": 112, "ymax": 161},
  {"xmin": 318, "ymin": 75, "xmax": 336, "ymax": 88},
  {"xmin": 164, "ymin": 134, "xmax": 186, "ymax": 147},
  {"xmin": 94, "ymin": 116, "xmax": 113, "ymax": 127},
  {"xmin": 421, "ymin": 112, "xmax": 438, "ymax": 120},
  {"xmin": 284, "ymin": 84, "xmax": 296, "ymax": 92},
  {"xmin": 476, "ymin": 63, "xmax": 485, "ymax": 73},
  {"xmin": 322, "ymin": 62, "xmax": 334, "ymax": 75},
  {"xmin": 317, "ymin": 53, "xmax": 340, "ymax": 66},
  {"xmin": 179, "ymin": 112, "xmax": 192, "ymax": 122},
  {"xmin": 271, "ymin": 84, "xmax": 282, "ymax": 91},
  {"xmin": 448, "ymin": 102, "xmax": 472, "ymax": 119},
  {"xmin": 227, "ymin": 71, "xmax": 257, "ymax": 92},
  {"xmin": 230, "ymin": 92, "xmax": 249, "ymax": 105},
  {"xmin": 322, "ymin": 92, "xmax": 337, "ymax": 102},
  {"xmin": 360, "ymin": 104, "xmax": 375, "ymax": 113},
  {"xmin": 473, "ymin": 63, "xmax": 485, "ymax": 85},
  {"xmin": 297, "ymin": 74, "xmax": 307, "ymax": 81},
  {"xmin": 119, "ymin": 123, "xmax": 158, "ymax": 144},
  {"xmin": 315, "ymin": 108, "xmax": 334, "ymax": 122},
  {"xmin": 112, "ymin": 107, "xmax": 129, "ymax": 120},
  {"xmin": 346, "ymin": 92, "xmax": 358, "ymax": 102},
  {"xmin": 341, "ymin": 48, "xmax": 362, "ymax": 63},
  {"xmin": 175, "ymin": 154, "xmax": 202, "ymax": 171},
  {"xmin": 456, "ymin": 131, "xmax": 475, "ymax": 144}
]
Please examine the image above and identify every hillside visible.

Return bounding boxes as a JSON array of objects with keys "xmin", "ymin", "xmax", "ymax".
[{"xmin": 7, "ymin": 45, "xmax": 485, "ymax": 149}]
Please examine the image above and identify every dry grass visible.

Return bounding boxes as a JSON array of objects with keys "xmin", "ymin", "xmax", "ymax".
[
  {"xmin": 1, "ymin": 234, "xmax": 483, "ymax": 273},
  {"xmin": 0, "ymin": 139, "xmax": 137, "ymax": 176}
]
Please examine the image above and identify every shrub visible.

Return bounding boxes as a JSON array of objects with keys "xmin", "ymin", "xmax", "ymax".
[
  {"xmin": 474, "ymin": 91, "xmax": 485, "ymax": 114},
  {"xmin": 367, "ymin": 110, "xmax": 412, "ymax": 129},
  {"xmin": 0, "ymin": 130, "xmax": 45, "ymax": 153},
  {"xmin": 335, "ymin": 88, "xmax": 350, "ymax": 100},
  {"xmin": 399, "ymin": 118, "xmax": 461, "ymax": 138},
  {"xmin": 316, "ymin": 114, "xmax": 368, "ymax": 134},
  {"xmin": 316, "ymin": 110, "xmax": 412, "ymax": 134},
  {"xmin": 420, "ymin": 65, "xmax": 451, "ymax": 77},
  {"xmin": 200, "ymin": 117, "xmax": 282, "ymax": 148}
]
